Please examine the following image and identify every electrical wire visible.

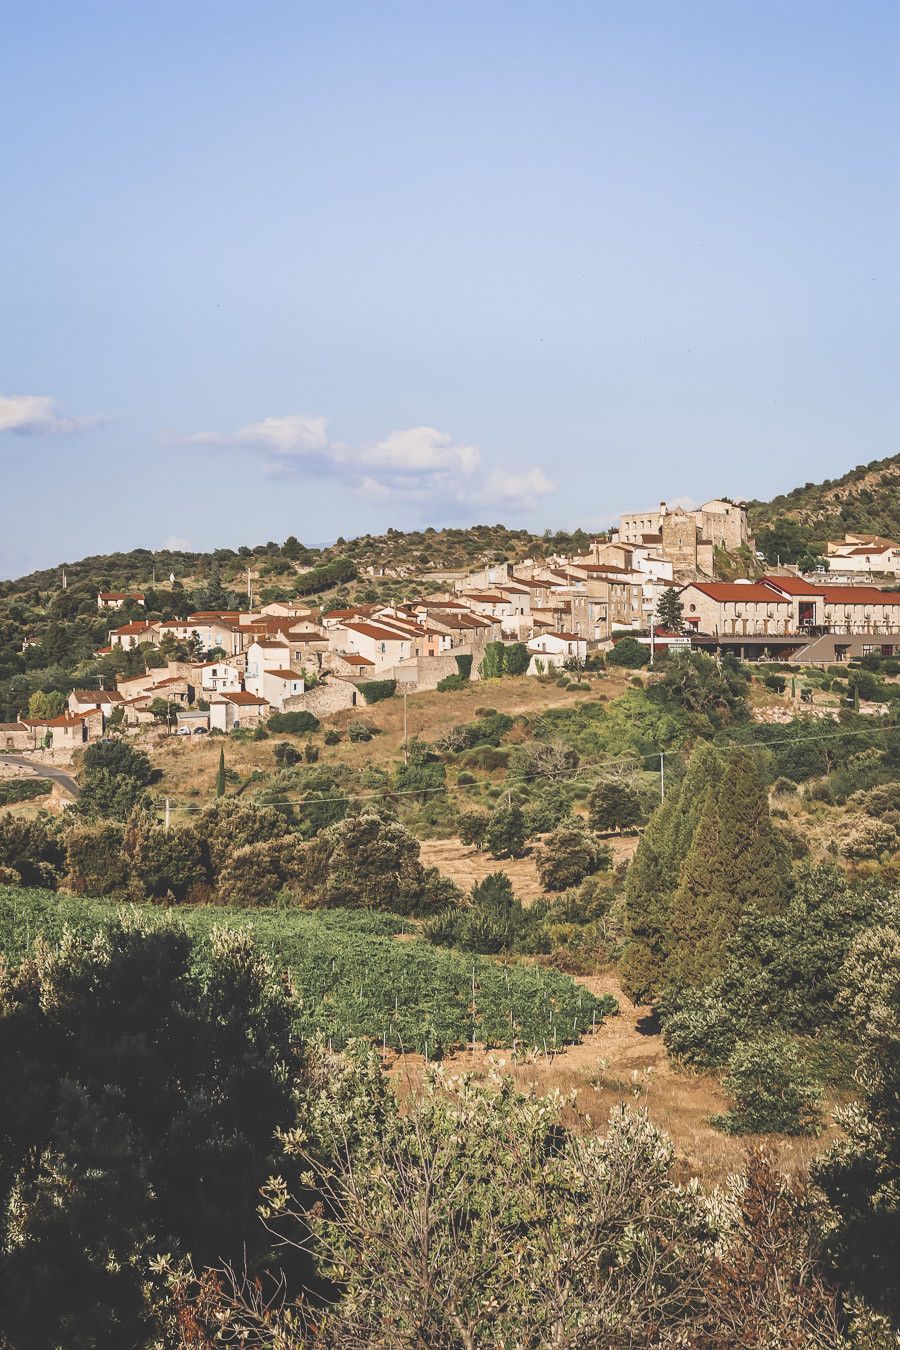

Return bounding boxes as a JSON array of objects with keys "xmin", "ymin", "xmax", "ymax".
[{"xmin": 156, "ymin": 717, "xmax": 900, "ymax": 812}]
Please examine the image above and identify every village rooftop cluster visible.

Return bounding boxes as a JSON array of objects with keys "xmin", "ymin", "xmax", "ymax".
[{"xmin": 3, "ymin": 498, "xmax": 899, "ymax": 754}]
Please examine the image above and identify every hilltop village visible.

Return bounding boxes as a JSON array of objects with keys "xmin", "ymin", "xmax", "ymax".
[{"xmin": 3, "ymin": 496, "xmax": 898, "ymax": 755}]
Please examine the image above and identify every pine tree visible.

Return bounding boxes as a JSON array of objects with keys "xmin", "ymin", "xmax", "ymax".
[
  {"xmin": 655, "ymin": 587, "xmax": 684, "ymax": 633},
  {"xmin": 667, "ymin": 749, "xmax": 787, "ymax": 988},
  {"xmin": 215, "ymin": 747, "xmax": 226, "ymax": 798}
]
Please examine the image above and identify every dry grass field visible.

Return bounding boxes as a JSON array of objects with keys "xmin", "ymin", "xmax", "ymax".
[
  {"xmin": 149, "ymin": 671, "xmax": 635, "ymax": 809},
  {"xmin": 387, "ymin": 968, "xmax": 840, "ymax": 1186},
  {"xmin": 419, "ymin": 834, "xmax": 639, "ymax": 903}
]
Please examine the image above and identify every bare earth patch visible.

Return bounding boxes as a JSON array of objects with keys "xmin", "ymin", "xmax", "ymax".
[
  {"xmin": 387, "ymin": 970, "xmax": 838, "ymax": 1186},
  {"xmin": 419, "ymin": 835, "xmax": 639, "ymax": 903}
]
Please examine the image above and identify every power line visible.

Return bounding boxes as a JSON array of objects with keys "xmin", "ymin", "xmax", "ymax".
[{"xmin": 156, "ymin": 718, "xmax": 900, "ymax": 813}]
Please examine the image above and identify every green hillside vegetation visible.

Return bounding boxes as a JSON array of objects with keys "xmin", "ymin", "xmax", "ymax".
[
  {"xmin": 0, "ymin": 887, "xmax": 615, "ymax": 1055},
  {"xmin": 748, "ymin": 453, "xmax": 900, "ymax": 564}
]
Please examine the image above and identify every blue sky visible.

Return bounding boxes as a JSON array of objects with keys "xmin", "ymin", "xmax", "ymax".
[{"xmin": 1, "ymin": 0, "xmax": 897, "ymax": 577}]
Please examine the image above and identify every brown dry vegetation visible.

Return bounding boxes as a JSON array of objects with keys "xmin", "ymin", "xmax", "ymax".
[
  {"xmin": 386, "ymin": 970, "xmax": 839, "ymax": 1186},
  {"xmin": 149, "ymin": 671, "xmax": 634, "ymax": 808}
]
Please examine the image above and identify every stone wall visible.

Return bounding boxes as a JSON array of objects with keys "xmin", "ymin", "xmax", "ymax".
[{"xmin": 282, "ymin": 678, "xmax": 361, "ymax": 719}]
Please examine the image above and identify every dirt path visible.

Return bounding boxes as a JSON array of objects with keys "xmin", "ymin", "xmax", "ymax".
[{"xmin": 387, "ymin": 970, "xmax": 834, "ymax": 1185}]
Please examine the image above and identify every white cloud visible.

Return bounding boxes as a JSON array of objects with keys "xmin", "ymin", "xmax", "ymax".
[
  {"xmin": 362, "ymin": 426, "xmax": 480, "ymax": 476},
  {"xmin": 184, "ymin": 411, "xmax": 555, "ymax": 516},
  {"xmin": 161, "ymin": 535, "xmax": 193, "ymax": 551},
  {"xmin": 187, "ymin": 414, "xmax": 329, "ymax": 458},
  {"xmin": 477, "ymin": 467, "xmax": 556, "ymax": 509},
  {"xmin": 0, "ymin": 393, "xmax": 106, "ymax": 436}
]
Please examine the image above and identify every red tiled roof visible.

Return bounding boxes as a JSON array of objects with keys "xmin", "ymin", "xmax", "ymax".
[
  {"xmin": 71, "ymin": 689, "xmax": 124, "ymax": 703},
  {"xmin": 761, "ymin": 576, "xmax": 824, "ymax": 596},
  {"xmin": 820, "ymin": 586, "xmax": 900, "ymax": 604},
  {"xmin": 222, "ymin": 691, "xmax": 269, "ymax": 705},
  {"xmin": 24, "ymin": 713, "xmax": 95, "ymax": 728},
  {"xmin": 342, "ymin": 621, "xmax": 412, "ymax": 642},
  {"xmin": 337, "ymin": 652, "xmax": 375, "ymax": 666},
  {"xmin": 688, "ymin": 583, "xmax": 791, "ymax": 604},
  {"xmin": 265, "ymin": 669, "xmax": 303, "ymax": 680}
]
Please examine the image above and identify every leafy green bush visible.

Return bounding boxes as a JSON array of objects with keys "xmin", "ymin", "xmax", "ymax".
[
  {"xmin": 268, "ymin": 710, "xmax": 320, "ymax": 735},
  {"xmin": 607, "ymin": 637, "xmax": 649, "ymax": 669},
  {"xmin": 536, "ymin": 824, "xmax": 612, "ymax": 892},
  {"xmin": 295, "ymin": 556, "xmax": 356, "ymax": 595},
  {"xmin": 359, "ymin": 679, "xmax": 397, "ymax": 704},
  {"xmin": 347, "ymin": 720, "xmax": 375, "ymax": 743},
  {"xmin": 712, "ymin": 1035, "xmax": 822, "ymax": 1135},
  {"xmin": 273, "ymin": 740, "xmax": 301, "ymax": 767},
  {"xmin": 0, "ymin": 814, "xmax": 64, "ymax": 889},
  {"xmin": 0, "ymin": 778, "xmax": 51, "ymax": 806},
  {"xmin": 486, "ymin": 803, "xmax": 526, "ymax": 858},
  {"xmin": 436, "ymin": 673, "xmax": 468, "ymax": 692},
  {"xmin": 454, "ymin": 653, "xmax": 473, "ymax": 680}
]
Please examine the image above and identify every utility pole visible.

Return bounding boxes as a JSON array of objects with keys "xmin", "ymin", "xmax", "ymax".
[
  {"xmin": 164, "ymin": 798, "xmax": 171, "ymax": 832},
  {"xmin": 403, "ymin": 688, "xmax": 408, "ymax": 762}
]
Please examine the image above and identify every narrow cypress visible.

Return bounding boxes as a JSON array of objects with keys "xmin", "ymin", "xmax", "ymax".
[{"xmin": 667, "ymin": 748, "xmax": 787, "ymax": 987}]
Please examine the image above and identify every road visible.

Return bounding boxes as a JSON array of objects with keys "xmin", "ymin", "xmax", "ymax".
[{"xmin": 0, "ymin": 755, "xmax": 80, "ymax": 797}]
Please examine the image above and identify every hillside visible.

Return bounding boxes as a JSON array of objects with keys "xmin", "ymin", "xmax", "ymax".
[{"xmin": 748, "ymin": 453, "xmax": 900, "ymax": 563}]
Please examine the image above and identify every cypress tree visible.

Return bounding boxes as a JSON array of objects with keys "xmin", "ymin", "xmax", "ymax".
[
  {"xmin": 215, "ymin": 747, "xmax": 226, "ymax": 798},
  {"xmin": 621, "ymin": 742, "xmax": 723, "ymax": 1001},
  {"xmin": 667, "ymin": 748, "xmax": 787, "ymax": 988}
]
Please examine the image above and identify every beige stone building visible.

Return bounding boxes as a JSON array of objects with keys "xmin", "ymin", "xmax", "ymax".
[{"xmin": 616, "ymin": 499, "xmax": 753, "ymax": 577}]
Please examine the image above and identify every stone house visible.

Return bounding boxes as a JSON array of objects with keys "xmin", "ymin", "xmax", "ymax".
[
  {"xmin": 97, "ymin": 591, "xmax": 145, "ymax": 610},
  {"xmin": 255, "ymin": 668, "xmax": 306, "ymax": 710},
  {"xmin": 0, "ymin": 723, "xmax": 35, "ymax": 752},
  {"xmin": 21, "ymin": 709, "xmax": 103, "ymax": 750},
  {"xmin": 328, "ymin": 651, "xmax": 376, "ymax": 677},
  {"xmin": 209, "ymin": 691, "xmax": 269, "ymax": 732},
  {"xmin": 527, "ymin": 631, "xmax": 588, "ymax": 667},
  {"xmin": 68, "ymin": 689, "xmax": 126, "ymax": 718},
  {"xmin": 825, "ymin": 535, "xmax": 900, "ymax": 577},
  {"xmin": 328, "ymin": 621, "xmax": 415, "ymax": 671},
  {"xmin": 110, "ymin": 620, "xmax": 160, "ymax": 650},
  {"xmin": 682, "ymin": 577, "xmax": 900, "ymax": 640},
  {"xmin": 680, "ymin": 583, "xmax": 793, "ymax": 637},
  {"xmin": 193, "ymin": 661, "xmax": 243, "ymax": 695}
]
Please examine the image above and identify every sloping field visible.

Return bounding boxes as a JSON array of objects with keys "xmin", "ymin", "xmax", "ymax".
[{"xmin": 0, "ymin": 887, "xmax": 615, "ymax": 1056}]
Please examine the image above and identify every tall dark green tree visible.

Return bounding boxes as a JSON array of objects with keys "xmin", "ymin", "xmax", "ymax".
[
  {"xmin": 620, "ymin": 744, "xmax": 723, "ymax": 1001},
  {"xmin": 215, "ymin": 746, "xmax": 226, "ymax": 797},
  {"xmin": 655, "ymin": 587, "xmax": 684, "ymax": 633},
  {"xmin": 666, "ymin": 749, "xmax": 788, "ymax": 988}
]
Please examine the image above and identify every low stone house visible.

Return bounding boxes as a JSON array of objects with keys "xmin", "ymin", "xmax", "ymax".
[
  {"xmin": 98, "ymin": 591, "xmax": 145, "ymax": 610},
  {"xmin": 193, "ymin": 661, "xmax": 243, "ymax": 694},
  {"xmin": 0, "ymin": 722, "xmax": 35, "ymax": 752},
  {"xmin": 21, "ymin": 709, "xmax": 102, "ymax": 751},
  {"xmin": 68, "ymin": 689, "xmax": 126, "ymax": 718},
  {"xmin": 256, "ymin": 668, "xmax": 306, "ymax": 710},
  {"xmin": 209, "ymin": 691, "xmax": 269, "ymax": 732},
  {"xmin": 527, "ymin": 631, "xmax": 588, "ymax": 665}
]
